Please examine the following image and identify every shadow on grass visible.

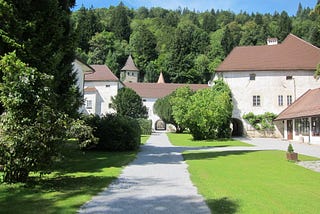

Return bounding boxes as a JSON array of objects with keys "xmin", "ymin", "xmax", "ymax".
[
  {"xmin": 0, "ymin": 175, "xmax": 118, "ymax": 213},
  {"xmin": 183, "ymin": 150, "xmax": 258, "ymax": 161},
  {"xmin": 53, "ymin": 148, "xmax": 136, "ymax": 174},
  {"xmin": 206, "ymin": 197, "xmax": 239, "ymax": 214},
  {"xmin": 0, "ymin": 142, "xmax": 137, "ymax": 213}
]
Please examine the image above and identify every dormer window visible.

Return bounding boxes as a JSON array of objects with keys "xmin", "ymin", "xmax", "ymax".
[
  {"xmin": 249, "ymin": 73, "xmax": 256, "ymax": 81},
  {"xmin": 286, "ymin": 76, "xmax": 293, "ymax": 80}
]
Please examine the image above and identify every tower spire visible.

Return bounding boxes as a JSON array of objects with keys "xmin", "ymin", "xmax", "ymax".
[{"xmin": 157, "ymin": 72, "xmax": 165, "ymax": 84}]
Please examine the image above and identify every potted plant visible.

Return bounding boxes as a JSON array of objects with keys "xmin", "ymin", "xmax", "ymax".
[{"xmin": 286, "ymin": 143, "xmax": 298, "ymax": 161}]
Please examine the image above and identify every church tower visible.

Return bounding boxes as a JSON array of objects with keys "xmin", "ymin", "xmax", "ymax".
[{"xmin": 120, "ymin": 55, "xmax": 139, "ymax": 82}]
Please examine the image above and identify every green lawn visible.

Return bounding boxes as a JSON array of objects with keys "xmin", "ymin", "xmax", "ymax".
[
  {"xmin": 0, "ymin": 139, "xmax": 140, "ymax": 213},
  {"xmin": 167, "ymin": 132, "xmax": 251, "ymax": 147},
  {"xmin": 183, "ymin": 149, "xmax": 320, "ymax": 213},
  {"xmin": 141, "ymin": 135, "xmax": 150, "ymax": 144}
]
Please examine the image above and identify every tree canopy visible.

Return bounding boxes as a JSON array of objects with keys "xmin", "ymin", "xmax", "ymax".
[
  {"xmin": 0, "ymin": 0, "xmax": 79, "ymax": 117},
  {"xmin": 0, "ymin": 0, "xmax": 78, "ymax": 183},
  {"xmin": 111, "ymin": 87, "xmax": 148, "ymax": 119},
  {"xmin": 73, "ymin": 3, "xmax": 320, "ymax": 84},
  {"xmin": 166, "ymin": 80, "xmax": 232, "ymax": 140}
]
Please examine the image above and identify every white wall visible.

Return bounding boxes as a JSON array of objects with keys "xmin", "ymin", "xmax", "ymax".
[
  {"xmin": 216, "ymin": 70, "xmax": 319, "ymax": 136},
  {"xmin": 84, "ymin": 81, "xmax": 119, "ymax": 116},
  {"xmin": 142, "ymin": 98, "xmax": 161, "ymax": 130},
  {"xmin": 83, "ymin": 93, "xmax": 97, "ymax": 115}
]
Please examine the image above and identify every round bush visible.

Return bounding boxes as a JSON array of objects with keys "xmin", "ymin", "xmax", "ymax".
[{"xmin": 93, "ymin": 114, "xmax": 141, "ymax": 151}]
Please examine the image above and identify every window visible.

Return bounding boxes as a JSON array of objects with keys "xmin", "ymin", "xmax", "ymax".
[
  {"xmin": 312, "ymin": 117, "xmax": 320, "ymax": 136},
  {"xmin": 108, "ymin": 103, "xmax": 112, "ymax": 109},
  {"xmin": 253, "ymin": 95, "xmax": 261, "ymax": 106},
  {"xmin": 294, "ymin": 118, "xmax": 309, "ymax": 136},
  {"xmin": 106, "ymin": 85, "xmax": 110, "ymax": 87},
  {"xmin": 249, "ymin": 73, "xmax": 256, "ymax": 80},
  {"xmin": 287, "ymin": 95, "xmax": 292, "ymax": 106},
  {"xmin": 142, "ymin": 99, "xmax": 147, "ymax": 102},
  {"xmin": 286, "ymin": 76, "xmax": 293, "ymax": 80},
  {"xmin": 86, "ymin": 100, "xmax": 92, "ymax": 109},
  {"xmin": 278, "ymin": 95, "xmax": 283, "ymax": 106}
]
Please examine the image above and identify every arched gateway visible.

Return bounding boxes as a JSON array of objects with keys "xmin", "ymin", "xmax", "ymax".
[
  {"xmin": 155, "ymin": 119, "xmax": 166, "ymax": 131},
  {"xmin": 231, "ymin": 118, "xmax": 243, "ymax": 136}
]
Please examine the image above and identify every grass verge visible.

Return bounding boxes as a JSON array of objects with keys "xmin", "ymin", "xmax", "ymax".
[
  {"xmin": 167, "ymin": 132, "xmax": 251, "ymax": 147},
  {"xmin": 0, "ymin": 139, "xmax": 139, "ymax": 213},
  {"xmin": 141, "ymin": 135, "xmax": 150, "ymax": 144},
  {"xmin": 183, "ymin": 149, "xmax": 320, "ymax": 213}
]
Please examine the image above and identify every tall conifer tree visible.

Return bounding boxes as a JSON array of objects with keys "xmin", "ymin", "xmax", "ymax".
[{"xmin": 0, "ymin": 0, "xmax": 80, "ymax": 117}]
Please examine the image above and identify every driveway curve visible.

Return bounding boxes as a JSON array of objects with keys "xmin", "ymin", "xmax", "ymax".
[{"xmin": 79, "ymin": 132, "xmax": 210, "ymax": 214}]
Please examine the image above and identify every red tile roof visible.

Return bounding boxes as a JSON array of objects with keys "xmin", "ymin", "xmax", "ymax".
[
  {"xmin": 85, "ymin": 65, "xmax": 119, "ymax": 81},
  {"xmin": 216, "ymin": 34, "xmax": 320, "ymax": 72},
  {"xmin": 121, "ymin": 55, "xmax": 139, "ymax": 71},
  {"xmin": 275, "ymin": 88, "xmax": 320, "ymax": 120},
  {"xmin": 125, "ymin": 82, "xmax": 209, "ymax": 98}
]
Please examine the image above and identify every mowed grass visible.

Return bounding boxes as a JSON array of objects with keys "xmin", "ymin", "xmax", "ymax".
[
  {"xmin": 167, "ymin": 132, "xmax": 251, "ymax": 147},
  {"xmin": 0, "ymin": 137, "xmax": 144, "ymax": 214},
  {"xmin": 141, "ymin": 135, "xmax": 150, "ymax": 144},
  {"xmin": 183, "ymin": 149, "xmax": 320, "ymax": 213}
]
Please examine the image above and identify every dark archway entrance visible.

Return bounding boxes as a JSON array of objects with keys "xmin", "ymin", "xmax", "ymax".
[
  {"xmin": 231, "ymin": 118, "xmax": 243, "ymax": 136},
  {"xmin": 155, "ymin": 120, "xmax": 166, "ymax": 131}
]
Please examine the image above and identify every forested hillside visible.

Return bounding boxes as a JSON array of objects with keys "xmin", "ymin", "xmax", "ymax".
[{"xmin": 72, "ymin": 1, "xmax": 320, "ymax": 84}]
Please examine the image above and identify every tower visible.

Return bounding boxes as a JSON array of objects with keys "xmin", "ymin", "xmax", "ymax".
[{"xmin": 120, "ymin": 55, "xmax": 139, "ymax": 82}]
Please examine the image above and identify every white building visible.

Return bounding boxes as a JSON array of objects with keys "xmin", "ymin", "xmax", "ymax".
[
  {"xmin": 215, "ymin": 34, "xmax": 320, "ymax": 138},
  {"xmin": 83, "ymin": 64, "xmax": 123, "ymax": 115},
  {"xmin": 275, "ymin": 88, "xmax": 320, "ymax": 144},
  {"xmin": 81, "ymin": 55, "xmax": 208, "ymax": 130},
  {"xmin": 125, "ymin": 75, "xmax": 208, "ymax": 130},
  {"xmin": 73, "ymin": 59, "xmax": 95, "ymax": 113}
]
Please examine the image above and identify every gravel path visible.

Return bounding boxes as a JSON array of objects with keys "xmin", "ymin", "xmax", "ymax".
[{"xmin": 79, "ymin": 132, "xmax": 210, "ymax": 214}]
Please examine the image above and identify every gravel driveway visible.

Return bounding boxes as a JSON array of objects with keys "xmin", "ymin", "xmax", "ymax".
[{"xmin": 79, "ymin": 132, "xmax": 210, "ymax": 214}]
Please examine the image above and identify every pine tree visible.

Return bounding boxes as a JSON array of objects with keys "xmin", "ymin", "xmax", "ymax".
[
  {"xmin": 278, "ymin": 11, "xmax": 292, "ymax": 41},
  {"xmin": 111, "ymin": 87, "xmax": 147, "ymax": 119},
  {"xmin": 74, "ymin": 6, "xmax": 102, "ymax": 52},
  {"xmin": 0, "ymin": 0, "xmax": 80, "ymax": 182},
  {"xmin": 110, "ymin": 2, "xmax": 131, "ymax": 41},
  {"xmin": 0, "ymin": 0, "xmax": 80, "ymax": 117}
]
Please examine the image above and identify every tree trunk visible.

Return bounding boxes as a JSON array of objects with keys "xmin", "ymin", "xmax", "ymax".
[{"xmin": 4, "ymin": 168, "xmax": 29, "ymax": 183}]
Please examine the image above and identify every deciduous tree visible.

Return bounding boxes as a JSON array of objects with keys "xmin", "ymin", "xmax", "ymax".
[
  {"xmin": 186, "ymin": 80, "xmax": 233, "ymax": 140},
  {"xmin": 0, "ymin": 52, "xmax": 67, "ymax": 183}
]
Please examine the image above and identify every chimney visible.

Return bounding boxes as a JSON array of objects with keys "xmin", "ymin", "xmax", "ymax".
[{"xmin": 267, "ymin": 38, "xmax": 278, "ymax": 45}]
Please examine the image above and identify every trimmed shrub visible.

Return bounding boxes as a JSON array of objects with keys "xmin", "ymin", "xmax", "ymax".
[
  {"xmin": 82, "ymin": 114, "xmax": 141, "ymax": 151},
  {"xmin": 137, "ymin": 118, "xmax": 152, "ymax": 135}
]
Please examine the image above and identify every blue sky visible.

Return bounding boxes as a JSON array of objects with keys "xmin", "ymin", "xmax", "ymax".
[{"xmin": 73, "ymin": 0, "xmax": 317, "ymax": 15}]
